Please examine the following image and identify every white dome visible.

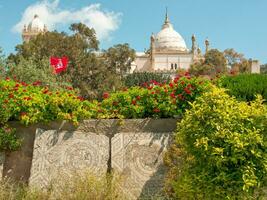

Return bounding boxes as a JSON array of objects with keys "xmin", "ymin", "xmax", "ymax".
[
  {"xmin": 28, "ymin": 14, "xmax": 45, "ymax": 32},
  {"xmin": 154, "ymin": 15, "xmax": 188, "ymax": 52}
]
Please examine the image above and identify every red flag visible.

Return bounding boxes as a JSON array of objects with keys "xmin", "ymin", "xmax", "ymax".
[{"xmin": 50, "ymin": 57, "xmax": 68, "ymax": 74}]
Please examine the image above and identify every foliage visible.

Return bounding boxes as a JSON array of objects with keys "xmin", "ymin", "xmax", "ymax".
[
  {"xmin": 165, "ymin": 86, "xmax": 267, "ymax": 199},
  {"xmin": 261, "ymin": 64, "xmax": 267, "ymax": 74},
  {"xmin": 218, "ymin": 74, "xmax": 267, "ymax": 102},
  {"xmin": 0, "ymin": 125, "xmax": 21, "ymax": 152},
  {"xmin": 0, "ymin": 48, "xmax": 7, "ymax": 79},
  {"xmin": 223, "ymin": 48, "xmax": 251, "ymax": 74},
  {"xmin": 223, "ymin": 48, "xmax": 245, "ymax": 67},
  {"xmin": 8, "ymin": 23, "xmax": 136, "ymax": 99},
  {"xmin": 100, "ymin": 76, "xmax": 210, "ymax": 119},
  {"xmin": 0, "ymin": 171, "xmax": 127, "ymax": 200},
  {"xmin": 190, "ymin": 49, "xmax": 227, "ymax": 77},
  {"xmin": 123, "ymin": 72, "xmax": 171, "ymax": 87},
  {"xmin": 0, "ymin": 78, "xmax": 96, "ymax": 126},
  {"xmin": 104, "ymin": 43, "xmax": 136, "ymax": 79},
  {"xmin": 6, "ymin": 57, "xmax": 59, "ymax": 86}
]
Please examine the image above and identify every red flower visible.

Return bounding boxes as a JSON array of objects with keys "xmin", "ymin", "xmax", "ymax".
[
  {"xmin": 8, "ymin": 94, "xmax": 14, "ymax": 99},
  {"xmin": 132, "ymin": 100, "xmax": 137, "ymax": 105},
  {"xmin": 178, "ymin": 94, "xmax": 184, "ymax": 100},
  {"xmin": 21, "ymin": 82, "xmax": 27, "ymax": 86},
  {"xmin": 4, "ymin": 99, "xmax": 8, "ymax": 103},
  {"xmin": 181, "ymin": 81, "xmax": 185, "ymax": 85},
  {"xmin": 170, "ymin": 93, "xmax": 176, "ymax": 98},
  {"xmin": 33, "ymin": 81, "xmax": 42, "ymax": 86},
  {"xmin": 15, "ymin": 83, "xmax": 20, "ymax": 87},
  {"xmin": 136, "ymin": 96, "xmax": 141, "ymax": 100},
  {"xmin": 5, "ymin": 77, "xmax": 10, "ymax": 81},
  {"xmin": 66, "ymin": 86, "xmax": 73, "ymax": 90},
  {"xmin": 153, "ymin": 108, "xmax": 160, "ymax": 113},
  {"xmin": 148, "ymin": 86, "xmax": 153, "ymax": 90},
  {"xmin": 43, "ymin": 89, "xmax": 49, "ymax": 94},
  {"xmin": 103, "ymin": 92, "xmax": 109, "ymax": 99},
  {"xmin": 142, "ymin": 82, "xmax": 148, "ymax": 87},
  {"xmin": 151, "ymin": 91, "xmax": 155, "ymax": 95},
  {"xmin": 184, "ymin": 87, "xmax": 191, "ymax": 95},
  {"xmin": 77, "ymin": 96, "xmax": 84, "ymax": 101},
  {"xmin": 20, "ymin": 112, "xmax": 27, "ymax": 117},
  {"xmin": 169, "ymin": 83, "xmax": 174, "ymax": 88},
  {"xmin": 23, "ymin": 97, "xmax": 32, "ymax": 101},
  {"xmin": 113, "ymin": 101, "xmax": 119, "ymax": 106}
]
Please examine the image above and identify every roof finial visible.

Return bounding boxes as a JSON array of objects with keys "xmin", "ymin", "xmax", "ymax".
[{"xmin": 165, "ymin": 7, "xmax": 170, "ymax": 24}]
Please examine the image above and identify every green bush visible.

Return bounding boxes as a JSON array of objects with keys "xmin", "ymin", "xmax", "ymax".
[
  {"xmin": 165, "ymin": 86, "xmax": 267, "ymax": 199},
  {"xmin": 123, "ymin": 72, "xmax": 171, "ymax": 87},
  {"xmin": 218, "ymin": 74, "xmax": 267, "ymax": 102}
]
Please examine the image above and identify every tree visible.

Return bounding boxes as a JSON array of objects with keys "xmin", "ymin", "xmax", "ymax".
[
  {"xmin": 223, "ymin": 48, "xmax": 251, "ymax": 74},
  {"xmin": 260, "ymin": 64, "xmax": 267, "ymax": 74},
  {"xmin": 104, "ymin": 43, "xmax": 135, "ymax": 79},
  {"xmin": 223, "ymin": 48, "xmax": 245, "ymax": 67},
  {"xmin": 0, "ymin": 48, "xmax": 7, "ymax": 79},
  {"xmin": 8, "ymin": 23, "xmax": 135, "ymax": 99},
  {"xmin": 204, "ymin": 49, "xmax": 227, "ymax": 74},
  {"xmin": 7, "ymin": 57, "xmax": 58, "ymax": 86},
  {"xmin": 189, "ymin": 49, "xmax": 227, "ymax": 77}
]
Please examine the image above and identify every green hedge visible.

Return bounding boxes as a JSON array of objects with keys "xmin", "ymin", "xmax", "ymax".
[
  {"xmin": 218, "ymin": 74, "xmax": 267, "ymax": 102},
  {"xmin": 123, "ymin": 72, "xmax": 171, "ymax": 87},
  {"xmin": 165, "ymin": 86, "xmax": 267, "ymax": 199}
]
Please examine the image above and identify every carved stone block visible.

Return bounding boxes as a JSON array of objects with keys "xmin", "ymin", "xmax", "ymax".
[{"xmin": 29, "ymin": 128, "xmax": 109, "ymax": 187}]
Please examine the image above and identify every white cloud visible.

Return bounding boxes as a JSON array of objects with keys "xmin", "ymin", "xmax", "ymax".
[{"xmin": 13, "ymin": 0, "xmax": 122, "ymax": 40}]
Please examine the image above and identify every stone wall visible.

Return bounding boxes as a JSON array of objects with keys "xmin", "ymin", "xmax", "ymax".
[{"xmin": 2, "ymin": 119, "xmax": 177, "ymax": 199}]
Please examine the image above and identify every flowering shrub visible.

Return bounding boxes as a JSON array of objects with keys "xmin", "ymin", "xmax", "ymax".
[
  {"xmin": 0, "ymin": 78, "xmax": 97, "ymax": 126},
  {"xmin": 0, "ymin": 125, "xmax": 21, "ymax": 151},
  {"xmin": 165, "ymin": 86, "xmax": 267, "ymax": 199},
  {"xmin": 100, "ymin": 76, "xmax": 210, "ymax": 119},
  {"xmin": 0, "ymin": 75, "xmax": 209, "ymax": 151}
]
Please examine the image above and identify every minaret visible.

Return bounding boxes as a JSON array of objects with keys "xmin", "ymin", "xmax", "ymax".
[
  {"xmin": 191, "ymin": 34, "xmax": 196, "ymax": 57},
  {"xmin": 150, "ymin": 33, "xmax": 155, "ymax": 71},
  {"xmin": 205, "ymin": 38, "xmax": 210, "ymax": 53},
  {"xmin": 162, "ymin": 7, "xmax": 172, "ymax": 29}
]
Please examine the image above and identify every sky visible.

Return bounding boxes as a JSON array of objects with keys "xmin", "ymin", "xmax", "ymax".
[{"xmin": 0, "ymin": 0, "xmax": 267, "ymax": 64}]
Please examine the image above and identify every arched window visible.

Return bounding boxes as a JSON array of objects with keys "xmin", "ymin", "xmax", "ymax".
[
  {"xmin": 175, "ymin": 63, "xmax": 178, "ymax": 70},
  {"xmin": 171, "ymin": 63, "xmax": 174, "ymax": 70}
]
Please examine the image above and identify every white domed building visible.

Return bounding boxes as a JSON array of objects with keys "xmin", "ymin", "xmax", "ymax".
[
  {"xmin": 22, "ymin": 14, "xmax": 47, "ymax": 42},
  {"xmin": 131, "ymin": 12, "xmax": 207, "ymax": 73}
]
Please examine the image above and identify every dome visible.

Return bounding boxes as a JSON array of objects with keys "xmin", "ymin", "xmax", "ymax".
[
  {"xmin": 154, "ymin": 13, "xmax": 188, "ymax": 52},
  {"xmin": 27, "ymin": 14, "xmax": 45, "ymax": 32}
]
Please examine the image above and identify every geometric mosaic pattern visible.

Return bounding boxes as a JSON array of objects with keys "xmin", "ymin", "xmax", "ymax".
[
  {"xmin": 29, "ymin": 129, "xmax": 109, "ymax": 187},
  {"xmin": 112, "ymin": 131, "xmax": 171, "ymax": 199}
]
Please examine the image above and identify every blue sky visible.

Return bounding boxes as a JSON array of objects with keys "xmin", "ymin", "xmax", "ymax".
[{"xmin": 0, "ymin": 0, "xmax": 267, "ymax": 64}]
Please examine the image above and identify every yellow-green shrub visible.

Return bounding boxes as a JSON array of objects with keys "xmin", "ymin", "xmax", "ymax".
[{"xmin": 165, "ymin": 86, "xmax": 267, "ymax": 199}]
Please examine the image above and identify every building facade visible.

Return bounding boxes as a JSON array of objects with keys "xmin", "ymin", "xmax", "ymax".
[
  {"xmin": 22, "ymin": 14, "xmax": 47, "ymax": 42},
  {"xmin": 131, "ymin": 12, "xmax": 206, "ymax": 73}
]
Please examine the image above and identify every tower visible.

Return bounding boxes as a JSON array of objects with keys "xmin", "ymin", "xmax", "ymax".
[
  {"xmin": 22, "ymin": 14, "xmax": 47, "ymax": 42},
  {"xmin": 205, "ymin": 38, "xmax": 210, "ymax": 54}
]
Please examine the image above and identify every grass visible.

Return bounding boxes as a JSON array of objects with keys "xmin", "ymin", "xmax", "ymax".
[{"xmin": 0, "ymin": 170, "xmax": 127, "ymax": 200}]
